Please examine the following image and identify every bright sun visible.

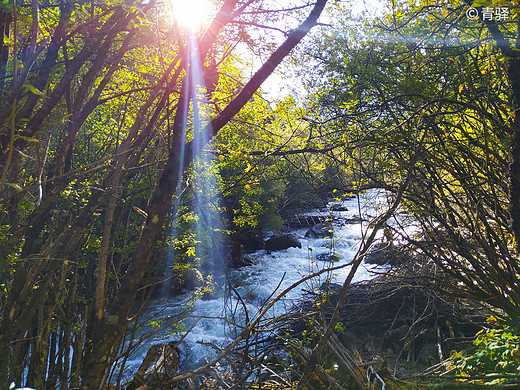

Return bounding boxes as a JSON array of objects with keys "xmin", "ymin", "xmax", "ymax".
[{"xmin": 171, "ymin": 0, "xmax": 214, "ymax": 30}]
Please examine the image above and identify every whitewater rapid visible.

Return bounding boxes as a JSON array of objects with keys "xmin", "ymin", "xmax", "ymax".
[{"xmin": 114, "ymin": 189, "xmax": 402, "ymax": 381}]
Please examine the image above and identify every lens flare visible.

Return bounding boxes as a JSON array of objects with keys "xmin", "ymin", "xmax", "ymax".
[{"xmin": 171, "ymin": 0, "xmax": 214, "ymax": 30}]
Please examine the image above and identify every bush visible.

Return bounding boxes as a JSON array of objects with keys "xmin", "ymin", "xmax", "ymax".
[{"xmin": 450, "ymin": 319, "xmax": 520, "ymax": 381}]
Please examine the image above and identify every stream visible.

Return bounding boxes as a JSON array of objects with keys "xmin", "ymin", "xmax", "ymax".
[{"xmin": 115, "ymin": 189, "xmax": 397, "ymax": 382}]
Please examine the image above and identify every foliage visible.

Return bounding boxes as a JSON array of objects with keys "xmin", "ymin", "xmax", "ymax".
[
  {"xmin": 296, "ymin": 0, "xmax": 520, "ymax": 325},
  {"xmin": 0, "ymin": 0, "xmax": 330, "ymax": 387},
  {"xmin": 217, "ymin": 95, "xmax": 331, "ymax": 232},
  {"xmin": 450, "ymin": 321, "xmax": 520, "ymax": 381}
]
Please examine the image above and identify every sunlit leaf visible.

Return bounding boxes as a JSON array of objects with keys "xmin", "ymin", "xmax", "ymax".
[{"xmin": 24, "ymin": 84, "xmax": 46, "ymax": 97}]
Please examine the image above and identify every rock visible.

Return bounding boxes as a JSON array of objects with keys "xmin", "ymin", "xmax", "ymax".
[
  {"xmin": 227, "ymin": 240, "xmax": 257, "ymax": 268},
  {"xmin": 233, "ymin": 231, "xmax": 264, "ymax": 251},
  {"xmin": 127, "ymin": 343, "xmax": 179, "ymax": 389},
  {"xmin": 182, "ymin": 269, "xmax": 203, "ymax": 290},
  {"xmin": 233, "ymin": 281, "xmax": 247, "ymax": 289},
  {"xmin": 305, "ymin": 222, "xmax": 333, "ymax": 238},
  {"xmin": 316, "ymin": 253, "xmax": 338, "ymax": 262},
  {"xmin": 265, "ymin": 234, "xmax": 302, "ymax": 251},
  {"xmin": 331, "ymin": 203, "xmax": 348, "ymax": 211},
  {"xmin": 228, "ymin": 239, "xmax": 244, "ymax": 265},
  {"xmin": 154, "ymin": 268, "xmax": 204, "ymax": 298},
  {"xmin": 245, "ymin": 289, "xmax": 259, "ymax": 302},
  {"xmin": 344, "ymin": 217, "xmax": 364, "ymax": 223},
  {"xmin": 235, "ymin": 254, "xmax": 254, "ymax": 267},
  {"xmin": 364, "ymin": 243, "xmax": 410, "ymax": 266},
  {"xmin": 207, "ymin": 230, "xmax": 263, "ymax": 271},
  {"xmin": 168, "ymin": 268, "xmax": 204, "ymax": 294}
]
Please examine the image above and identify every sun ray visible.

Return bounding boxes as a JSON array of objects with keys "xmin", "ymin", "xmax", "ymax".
[{"xmin": 171, "ymin": 0, "xmax": 214, "ymax": 30}]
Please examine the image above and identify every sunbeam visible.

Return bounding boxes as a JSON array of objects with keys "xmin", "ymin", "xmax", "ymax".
[{"xmin": 162, "ymin": 33, "xmax": 224, "ymax": 302}]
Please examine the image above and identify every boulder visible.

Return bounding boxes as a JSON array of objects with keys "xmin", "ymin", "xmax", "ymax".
[
  {"xmin": 305, "ymin": 222, "xmax": 333, "ymax": 238},
  {"xmin": 233, "ymin": 231, "xmax": 264, "ymax": 251},
  {"xmin": 206, "ymin": 230, "xmax": 262, "ymax": 270},
  {"xmin": 127, "ymin": 343, "xmax": 179, "ymax": 389},
  {"xmin": 227, "ymin": 239, "xmax": 244, "ymax": 267},
  {"xmin": 245, "ymin": 289, "xmax": 259, "ymax": 302},
  {"xmin": 265, "ymin": 234, "xmax": 302, "ymax": 251},
  {"xmin": 364, "ymin": 243, "xmax": 410, "ymax": 266},
  {"xmin": 235, "ymin": 254, "xmax": 254, "ymax": 267},
  {"xmin": 316, "ymin": 253, "xmax": 338, "ymax": 262},
  {"xmin": 331, "ymin": 203, "xmax": 348, "ymax": 211},
  {"xmin": 180, "ymin": 268, "xmax": 204, "ymax": 290},
  {"xmin": 154, "ymin": 268, "xmax": 204, "ymax": 298},
  {"xmin": 169, "ymin": 268, "xmax": 204, "ymax": 295}
]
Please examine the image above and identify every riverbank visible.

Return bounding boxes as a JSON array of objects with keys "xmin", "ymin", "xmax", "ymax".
[
  {"xmin": 119, "ymin": 191, "xmax": 497, "ymax": 389},
  {"xmin": 125, "ymin": 246, "xmax": 494, "ymax": 389},
  {"xmin": 299, "ymin": 244, "xmax": 491, "ymax": 389}
]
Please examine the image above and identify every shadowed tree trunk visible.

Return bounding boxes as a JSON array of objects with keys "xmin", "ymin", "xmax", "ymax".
[
  {"xmin": 0, "ymin": 0, "xmax": 329, "ymax": 387},
  {"xmin": 0, "ymin": 8, "xmax": 12, "ymax": 98},
  {"xmin": 81, "ymin": 1, "xmax": 328, "ymax": 388},
  {"xmin": 462, "ymin": 2, "xmax": 520, "ymax": 251}
]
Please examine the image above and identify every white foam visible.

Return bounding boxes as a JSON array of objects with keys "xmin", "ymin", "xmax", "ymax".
[{"xmin": 115, "ymin": 189, "xmax": 396, "ymax": 382}]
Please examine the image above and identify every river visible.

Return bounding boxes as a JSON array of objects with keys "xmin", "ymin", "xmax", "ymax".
[{"xmin": 113, "ymin": 189, "xmax": 396, "ymax": 383}]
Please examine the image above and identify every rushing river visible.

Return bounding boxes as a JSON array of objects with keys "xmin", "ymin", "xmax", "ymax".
[{"xmin": 114, "ymin": 190, "xmax": 395, "ymax": 382}]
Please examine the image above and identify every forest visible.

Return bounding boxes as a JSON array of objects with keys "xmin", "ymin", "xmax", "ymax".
[{"xmin": 1, "ymin": 0, "xmax": 520, "ymax": 388}]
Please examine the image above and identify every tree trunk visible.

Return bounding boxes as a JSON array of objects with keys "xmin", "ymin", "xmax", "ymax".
[
  {"xmin": 0, "ymin": 8, "xmax": 12, "ymax": 99},
  {"xmin": 80, "ymin": 1, "xmax": 328, "ymax": 388},
  {"xmin": 468, "ymin": 2, "xmax": 520, "ymax": 251},
  {"xmin": 507, "ymin": 57, "xmax": 520, "ymax": 252}
]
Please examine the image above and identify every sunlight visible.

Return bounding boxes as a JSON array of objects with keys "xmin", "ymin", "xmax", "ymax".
[
  {"xmin": 171, "ymin": 0, "xmax": 214, "ymax": 30},
  {"xmin": 162, "ymin": 35, "xmax": 223, "ymax": 303}
]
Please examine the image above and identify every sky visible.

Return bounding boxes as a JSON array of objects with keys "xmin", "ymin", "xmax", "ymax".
[
  {"xmin": 260, "ymin": 0, "xmax": 385, "ymax": 101},
  {"xmin": 352, "ymin": 0, "xmax": 385, "ymax": 17}
]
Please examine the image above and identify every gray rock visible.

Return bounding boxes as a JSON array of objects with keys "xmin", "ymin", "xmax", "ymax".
[
  {"xmin": 316, "ymin": 253, "xmax": 338, "ymax": 262},
  {"xmin": 234, "ymin": 254, "xmax": 254, "ymax": 268},
  {"xmin": 128, "ymin": 343, "xmax": 179, "ymax": 389},
  {"xmin": 233, "ymin": 231, "xmax": 264, "ymax": 251},
  {"xmin": 181, "ymin": 268, "xmax": 204, "ymax": 290},
  {"xmin": 265, "ymin": 234, "xmax": 302, "ymax": 251},
  {"xmin": 305, "ymin": 222, "xmax": 333, "ymax": 238},
  {"xmin": 245, "ymin": 289, "xmax": 259, "ymax": 302},
  {"xmin": 331, "ymin": 203, "xmax": 348, "ymax": 211}
]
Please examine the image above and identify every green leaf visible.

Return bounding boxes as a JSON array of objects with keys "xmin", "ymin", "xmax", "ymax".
[
  {"xmin": 16, "ymin": 135, "xmax": 39, "ymax": 143},
  {"xmin": 3, "ymin": 183, "xmax": 22, "ymax": 191},
  {"xmin": 472, "ymin": 0, "xmax": 490, "ymax": 6},
  {"xmin": 24, "ymin": 84, "xmax": 46, "ymax": 97}
]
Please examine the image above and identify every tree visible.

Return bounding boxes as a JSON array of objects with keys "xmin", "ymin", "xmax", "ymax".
[
  {"xmin": 298, "ymin": 0, "xmax": 520, "ymax": 324},
  {"xmin": 0, "ymin": 0, "xmax": 328, "ymax": 387}
]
